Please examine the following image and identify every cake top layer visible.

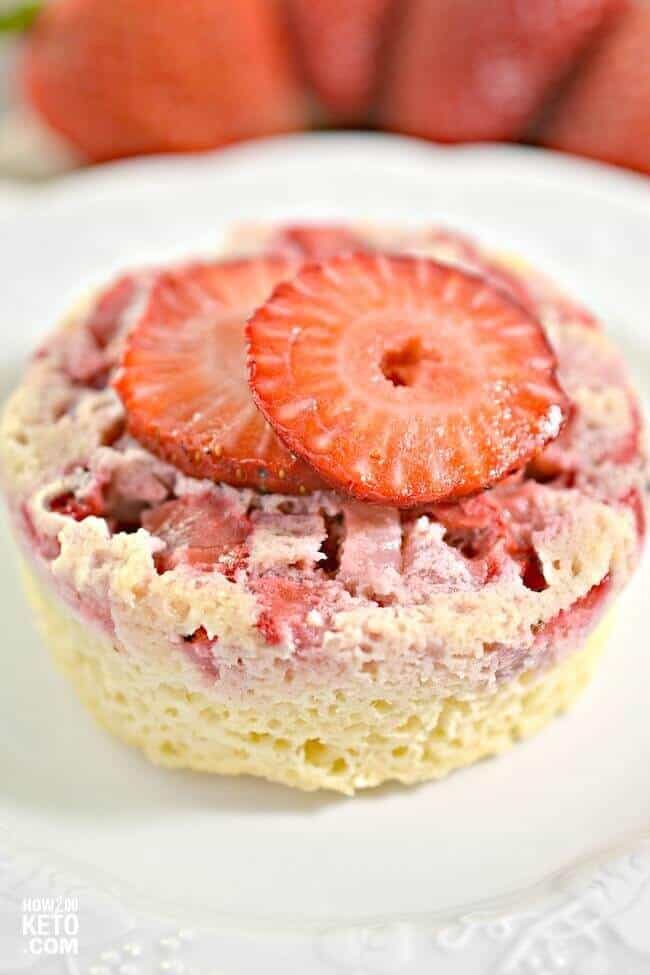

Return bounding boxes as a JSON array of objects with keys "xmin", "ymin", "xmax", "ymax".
[{"xmin": 1, "ymin": 223, "xmax": 646, "ymax": 694}]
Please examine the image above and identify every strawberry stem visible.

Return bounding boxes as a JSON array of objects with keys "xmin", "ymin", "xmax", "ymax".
[{"xmin": 0, "ymin": 1, "xmax": 41, "ymax": 33}]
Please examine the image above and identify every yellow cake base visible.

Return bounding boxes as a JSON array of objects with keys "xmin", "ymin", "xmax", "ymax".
[{"xmin": 22, "ymin": 563, "xmax": 611, "ymax": 794}]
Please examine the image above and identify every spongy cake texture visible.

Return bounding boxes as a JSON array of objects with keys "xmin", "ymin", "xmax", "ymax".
[
  {"xmin": 1, "ymin": 224, "xmax": 647, "ymax": 793},
  {"xmin": 23, "ymin": 562, "xmax": 611, "ymax": 794}
]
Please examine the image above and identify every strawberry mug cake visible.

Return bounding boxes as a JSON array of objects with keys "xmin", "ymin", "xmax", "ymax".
[{"xmin": 1, "ymin": 223, "xmax": 646, "ymax": 793}]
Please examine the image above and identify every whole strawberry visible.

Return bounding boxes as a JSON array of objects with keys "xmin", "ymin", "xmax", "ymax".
[
  {"xmin": 539, "ymin": 1, "xmax": 650, "ymax": 175},
  {"xmin": 21, "ymin": 0, "xmax": 307, "ymax": 162},
  {"xmin": 287, "ymin": 0, "xmax": 393, "ymax": 122},
  {"xmin": 379, "ymin": 0, "xmax": 622, "ymax": 143}
]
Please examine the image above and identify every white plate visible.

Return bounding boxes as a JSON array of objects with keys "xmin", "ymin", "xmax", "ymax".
[{"xmin": 1, "ymin": 134, "xmax": 650, "ymax": 974}]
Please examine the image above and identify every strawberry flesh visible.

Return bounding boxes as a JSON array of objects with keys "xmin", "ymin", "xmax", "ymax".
[
  {"xmin": 50, "ymin": 490, "xmax": 104, "ymax": 522},
  {"xmin": 251, "ymin": 576, "xmax": 323, "ymax": 648},
  {"xmin": 431, "ymin": 485, "xmax": 548, "ymax": 591},
  {"xmin": 114, "ymin": 257, "xmax": 324, "ymax": 494},
  {"xmin": 247, "ymin": 254, "xmax": 569, "ymax": 507},
  {"xmin": 535, "ymin": 574, "xmax": 611, "ymax": 645},
  {"xmin": 142, "ymin": 493, "xmax": 251, "ymax": 574}
]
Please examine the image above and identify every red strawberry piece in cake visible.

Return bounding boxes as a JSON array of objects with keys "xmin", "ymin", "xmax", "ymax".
[
  {"xmin": 287, "ymin": 0, "xmax": 394, "ymax": 120},
  {"xmin": 539, "ymin": 1, "xmax": 650, "ymax": 175},
  {"xmin": 535, "ymin": 574, "xmax": 612, "ymax": 648},
  {"xmin": 142, "ymin": 492, "xmax": 251, "ymax": 575},
  {"xmin": 46, "ymin": 449, "xmax": 173, "ymax": 536},
  {"xmin": 379, "ymin": 0, "xmax": 622, "ymax": 142},
  {"xmin": 430, "ymin": 486, "xmax": 548, "ymax": 590},
  {"xmin": 60, "ymin": 332, "xmax": 111, "ymax": 389},
  {"xmin": 432, "ymin": 493, "xmax": 515, "ymax": 561},
  {"xmin": 114, "ymin": 257, "xmax": 325, "ymax": 495},
  {"xmin": 99, "ymin": 456, "xmax": 172, "ymax": 529},
  {"xmin": 247, "ymin": 253, "xmax": 569, "ymax": 506},
  {"xmin": 22, "ymin": 0, "xmax": 307, "ymax": 163},
  {"xmin": 85, "ymin": 275, "xmax": 139, "ymax": 347},
  {"xmin": 49, "ymin": 489, "xmax": 104, "ymax": 522},
  {"xmin": 267, "ymin": 224, "xmax": 368, "ymax": 261},
  {"xmin": 58, "ymin": 273, "xmax": 145, "ymax": 389},
  {"xmin": 251, "ymin": 575, "xmax": 328, "ymax": 650}
]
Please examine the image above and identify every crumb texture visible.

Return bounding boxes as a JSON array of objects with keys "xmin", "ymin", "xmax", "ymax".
[{"xmin": 23, "ymin": 562, "xmax": 610, "ymax": 794}]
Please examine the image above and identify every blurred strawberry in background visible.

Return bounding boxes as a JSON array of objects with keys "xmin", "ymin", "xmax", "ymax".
[
  {"xmin": 1, "ymin": 0, "xmax": 650, "ymax": 176},
  {"xmin": 539, "ymin": 0, "xmax": 650, "ymax": 174},
  {"xmin": 378, "ymin": 0, "xmax": 623, "ymax": 142},
  {"xmin": 21, "ymin": 0, "xmax": 307, "ymax": 161},
  {"xmin": 287, "ymin": 0, "xmax": 393, "ymax": 121}
]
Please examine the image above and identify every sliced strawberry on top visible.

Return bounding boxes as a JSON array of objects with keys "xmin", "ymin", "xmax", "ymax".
[
  {"xmin": 267, "ymin": 223, "xmax": 368, "ymax": 261},
  {"xmin": 287, "ymin": 0, "xmax": 394, "ymax": 120},
  {"xmin": 142, "ymin": 493, "xmax": 251, "ymax": 573},
  {"xmin": 379, "ymin": 0, "xmax": 622, "ymax": 143},
  {"xmin": 247, "ymin": 254, "xmax": 569, "ymax": 507},
  {"xmin": 114, "ymin": 257, "xmax": 324, "ymax": 495},
  {"xmin": 402, "ymin": 227, "xmax": 535, "ymax": 314}
]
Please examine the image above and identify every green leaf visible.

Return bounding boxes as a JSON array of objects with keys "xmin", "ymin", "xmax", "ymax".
[{"xmin": 0, "ymin": 2, "xmax": 42, "ymax": 34}]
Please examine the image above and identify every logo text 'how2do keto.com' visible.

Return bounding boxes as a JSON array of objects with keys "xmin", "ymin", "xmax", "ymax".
[{"xmin": 21, "ymin": 897, "xmax": 79, "ymax": 957}]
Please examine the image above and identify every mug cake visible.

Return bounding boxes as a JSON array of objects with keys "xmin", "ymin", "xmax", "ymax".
[{"xmin": 1, "ymin": 223, "xmax": 646, "ymax": 793}]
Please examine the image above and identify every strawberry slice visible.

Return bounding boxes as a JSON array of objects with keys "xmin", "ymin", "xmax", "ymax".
[
  {"xmin": 287, "ymin": 0, "xmax": 394, "ymax": 120},
  {"xmin": 247, "ymin": 254, "xmax": 568, "ymax": 507},
  {"xmin": 142, "ymin": 493, "xmax": 251, "ymax": 574},
  {"xmin": 402, "ymin": 227, "xmax": 535, "ymax": 313},
  {"xmin": 267, "ymin": 224, "xmax": 368, "ymax": 261},
  {"xmin": 539, "ymin": 1, "xmax": 650, "ymax": 175},
  {"xmin": 22, "ymin": 0, "xmax": 307, "ymax": 163},
  {"xmin": 114, "ymin": 257, "xmax": 324, "ymax": 495},
  {"xmin": 379, "ymin": 0, "xmax": 621, "ymax": 142}
]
